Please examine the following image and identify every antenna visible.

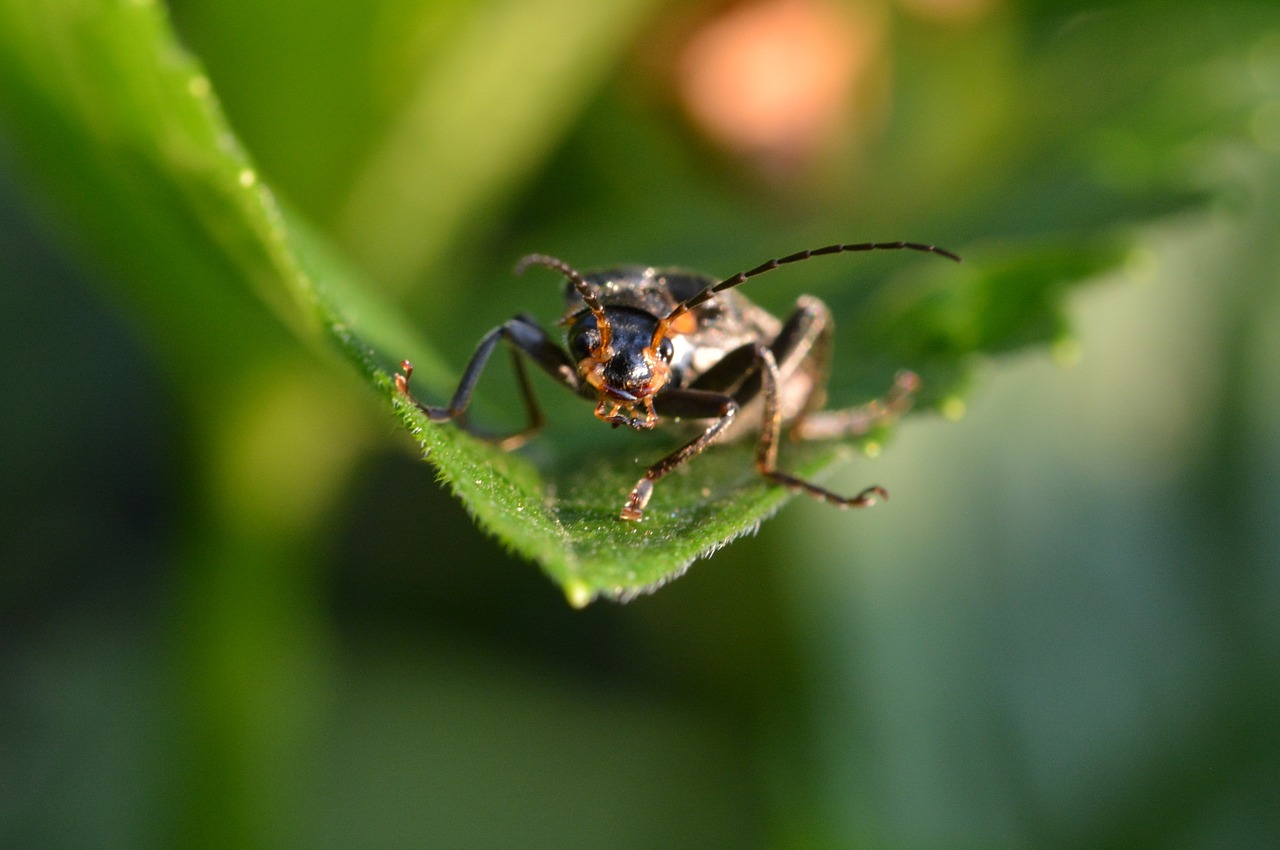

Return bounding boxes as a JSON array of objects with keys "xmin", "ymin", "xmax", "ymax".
[
  {"xmin": 515, "ymin": 253, "xmax": 612, "ymax": 355},
  {"xmin": 652, "ymin": 241, "xmax": 960, "ymax": 347}
]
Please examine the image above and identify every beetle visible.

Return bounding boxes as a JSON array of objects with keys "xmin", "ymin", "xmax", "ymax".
[{"xmin": 396, "ymin": 241, "xmax": 960, "ymax": 521}]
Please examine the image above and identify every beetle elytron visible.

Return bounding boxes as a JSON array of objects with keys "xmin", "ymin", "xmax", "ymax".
[{"xmin": 397, "ymin": 242, "xmax": 960, "ymax": 521}]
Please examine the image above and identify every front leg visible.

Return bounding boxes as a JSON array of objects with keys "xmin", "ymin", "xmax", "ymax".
[
  {"xmin": 620, "ymin": 389, "xmax": 738, "ymax": 521},
  {"xmin": 396, "ymin": 316, "xmax": 578, "ymax": 450}
]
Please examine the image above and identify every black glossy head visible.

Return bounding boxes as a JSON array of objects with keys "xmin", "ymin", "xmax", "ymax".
[{"xmin": 568, "ymin": 307, "xmax": 673, "ymax": 400}]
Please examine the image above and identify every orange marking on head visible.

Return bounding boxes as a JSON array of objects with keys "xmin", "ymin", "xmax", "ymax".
[{"xmin": 668, "ymin": 311, "xmax": 698, "ymax": 335}]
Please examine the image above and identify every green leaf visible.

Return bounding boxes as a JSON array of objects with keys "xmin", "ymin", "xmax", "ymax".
[
  {"xmin": 386, "ymin": 238, "xmax": 1124, "ymax": 606},
  {"xmin": 0, "ymin": 0, "xmax": 1119, "ymax": 605}
]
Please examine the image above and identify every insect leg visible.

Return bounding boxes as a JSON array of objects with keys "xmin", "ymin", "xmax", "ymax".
[
  {"xmin": 749, "ymin": 297, "xmax": 915, "ymax": 441},
  {"xmin": 686, "ymin": 343, "xmax": 760, "ymax": 395},
  {"xmin": 690, "ymin": 296, "xmax": 831, "ymax": 417},
  {"xmin": 396, "ymin": 316, "xmax": 578, "ymax": 449},
  {"xmin": 788, "ymin": 369, "xmax": 919, "ymax": 443},
  {"xmin": 753, "ymin": 345, "xmax": 887, "ymax": 509},
  {"xmin": 759, "ymin": 295, "xmax": 835, "ymax": 429},
  {"xmin": 620, "ymin": 389, "xmax": 738, "ymax": 521},
  {"xmin": 495, "ymin": 347, "xmax": 544, "ymax": 451}
]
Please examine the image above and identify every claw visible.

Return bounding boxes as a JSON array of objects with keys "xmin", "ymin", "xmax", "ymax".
[
  {"xmin": 395, "ymin": 359, "xmax": 415, "ymax": 395},
  {"xmin": 620, "ymin": 478, "xmax": 654, "ymax": 521}
]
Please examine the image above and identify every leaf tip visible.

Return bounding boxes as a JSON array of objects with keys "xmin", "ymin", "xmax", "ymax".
[{"xmin": 564, "ymin": 579, "xmax": 595, "ymax": 609}]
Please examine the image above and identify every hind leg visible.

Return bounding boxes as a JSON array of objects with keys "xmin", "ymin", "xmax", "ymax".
[{"xmin": 788, "ymin": 370, "xmax": 918, "ymax": 443}]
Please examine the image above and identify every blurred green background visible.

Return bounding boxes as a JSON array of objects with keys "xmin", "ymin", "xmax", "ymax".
[{"xmin": 2, "ymin": 0, "xmax": 1278, "ymax": 847}]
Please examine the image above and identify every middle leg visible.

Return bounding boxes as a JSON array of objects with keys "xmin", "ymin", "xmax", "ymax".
[
  {"xmin": 759, "ymin": 296, "xmax": 917, "ymax": 442},
  {"xmin": 752, "ymin": 344, "xmax": 888, "ymax": 509}
]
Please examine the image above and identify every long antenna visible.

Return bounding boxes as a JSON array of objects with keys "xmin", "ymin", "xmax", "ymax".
[
  {"xmin": 652, "ymin": 241, "xmax": 960, "ymax": 347},
  {"xmin": 515, "ymin": 253, "xmax": 612, "ymax": 354}
]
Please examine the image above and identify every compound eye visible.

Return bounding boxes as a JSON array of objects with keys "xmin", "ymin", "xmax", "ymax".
[
  {"xmin": 571, "ymin": 327, "xmax": 601, "ymax": 361},
  {"xmin": 656, "ymin": 336, "xmax": 674, "ymax": 363}
]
